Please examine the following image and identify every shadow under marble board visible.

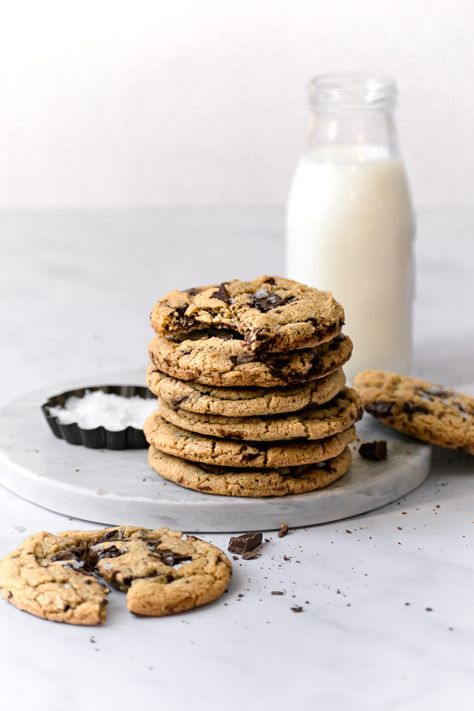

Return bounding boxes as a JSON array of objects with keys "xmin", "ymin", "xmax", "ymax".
[{"xmin": 0, "ymin": 370, "xmax": 432, "ymax": 532}]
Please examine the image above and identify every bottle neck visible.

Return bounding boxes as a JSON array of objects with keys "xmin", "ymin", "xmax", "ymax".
[
  {"xmin": 305, "ymin": 108, "xmax": 399, "ymax": 159},
  {"xmin": 304, "ymin": 73, "xmax": 400, "ymax": 160}
]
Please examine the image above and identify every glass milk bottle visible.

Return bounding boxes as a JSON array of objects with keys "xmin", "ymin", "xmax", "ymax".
[{"xmin": 286, "ymin": 74, "xmax": 415, "ymax": 382}]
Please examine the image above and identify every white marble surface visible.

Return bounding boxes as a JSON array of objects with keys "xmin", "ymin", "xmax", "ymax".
[{"xmin": 0, "ymin": 207, "xmax": 474, "ymax": 710}]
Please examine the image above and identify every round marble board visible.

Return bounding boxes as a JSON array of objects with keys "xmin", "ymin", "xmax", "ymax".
[{"xmin": 0, "ymin": 370, "xmax": 432, "ymax": 532}]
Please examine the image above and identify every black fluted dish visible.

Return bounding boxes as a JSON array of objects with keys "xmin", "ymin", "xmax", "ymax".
[{"xmin": 41, "ymin": 384, "xmax": 155, "ymax": 450}]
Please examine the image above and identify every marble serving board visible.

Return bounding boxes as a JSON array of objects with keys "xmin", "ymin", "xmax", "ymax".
[{"xmin": 0, "ymin": 371, "xmax": 432, "ymax": 532}]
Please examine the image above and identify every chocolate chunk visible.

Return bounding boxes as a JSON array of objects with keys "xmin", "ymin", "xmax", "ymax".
[
  {"xmin": 228, "ymin": 531, "xmax": 263, "ymax": 555},
  {"xmin": 241, "ymin": 451, "xmax": 261, "ymax": 462},
  {"xmin": 242, "ymin": 546, "xmax": 262, "ymax": 560},
  {"xmin": 417, "ymin": 387, "xmax": 451, "ymax": 399},
  {"xmin": 63, "ymin": 560, "xmax": 94, "ymax": 576},
  {"xmin": 359, "ymin": 441, "xmax": 387, "ymax": 461},
  {"xmin": 171, "ymin": 396, "xmax": 188, "ymax": 408},
  {"xmin": 158, "ymin": 549, "xmax": 193, "ymax": 566},
  {"xmin": 89, "ymin": 544, "xmax": 128, "ymax": 563},
  {"xmin": 250, "ymin": 290, "xmax": 292, "ymax": 313},
  {"xmin": 97, "ymin": 528, "xmax": 123, "ymax": 543},
  {"xmin": 174, "ymin": 305, "xmax": 189, "ymax": 319},
  {"xmin": 184, "ymin": 287, "xmax": 202, "ymax": 296},
  {"xmin": 172, "ymin": 305, "xmax": 196, "ymax": 330},
  {"xmin": 328, "ymin": 334, "xmax": 345, "ymax": 349},
  {"xmin": 366, "ymin": 400, "xmax": 395, "ymax": 417},
  {"xmin": 114, "ymin": 572, "xmax": 163, "ymax": 589},
  {"xmin": 53, "ymin": 544, "xmax": 115, "ymax": 575},
  {"xmin": 212, "ymin": 283, "xmax": 231, "ymax": 304},
  {"xmin": 277, "ymin": 524, "xmax": 289, "ymax": 538},
  {"xmin": 291, "ymin": 605, "xmax": 304, "ymax": 613},
  {"xmin": 402, "ymin": 402, "xmax": 430, "ymax": 416},
  {"xmin": 264, "ymin": 277, "xmax": 276, "ymax": 285}
]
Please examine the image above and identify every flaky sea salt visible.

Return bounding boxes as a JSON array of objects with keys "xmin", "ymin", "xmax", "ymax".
[{"xmin": 49, "ymin": 391, "xmax": 155, "ymax": 431}]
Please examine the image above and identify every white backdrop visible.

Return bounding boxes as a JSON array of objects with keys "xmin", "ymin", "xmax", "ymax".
[{"xmin": 0, "ymin": 0, "xmax": 472, "ymax": 208}]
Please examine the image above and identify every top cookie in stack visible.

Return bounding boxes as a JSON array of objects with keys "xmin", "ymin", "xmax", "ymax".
[{"xmin": 145, "ymin": 276, "xmax": 361, "ymax": 497}]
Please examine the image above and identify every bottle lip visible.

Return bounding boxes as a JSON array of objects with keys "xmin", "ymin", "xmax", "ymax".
[{"xmin": 307, "ymin": 72, "xmax": 398, "ymax": 111}]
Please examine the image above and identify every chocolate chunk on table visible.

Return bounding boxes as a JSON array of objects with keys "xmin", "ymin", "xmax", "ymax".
[
  {"xmin": 228, "ymin": 531, "xmax": 263, "ymax": 555},
  {"xmin": 359, "ymin": 440, "xmax": 387, "ymax": 461}
]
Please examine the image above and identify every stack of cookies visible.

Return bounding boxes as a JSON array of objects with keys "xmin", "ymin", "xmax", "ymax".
[{"xmin": 144, "ymin": 276, "xmax": 362, "ymax": 497}]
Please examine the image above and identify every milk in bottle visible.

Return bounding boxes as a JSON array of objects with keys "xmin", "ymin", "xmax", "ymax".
[{"xmin": 286, "ymin": 74, "xmax": 415, "ymax": 382}]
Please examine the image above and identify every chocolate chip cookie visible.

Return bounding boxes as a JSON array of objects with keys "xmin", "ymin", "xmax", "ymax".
[
  {"xmin": 0, "ymin": 527, "xmax": 231, "ymax": 624},
  {"xmin": 144, "ymin": 413, "xmax": 356, "ymax": 468},
  {"xmin": 150, "ymin": 276, "xmax": 344, "ymax": 353},
  {"xmin": 157, "ymin": 387, "xmax": 362, "ymax": 442},
  {"xmin": 354, "ymin": 369, "xmax": 474, "ymax": 453},
  {"xmin": 147, "ymin": 366, "xmax": 346, "ymax": 417},
  {"xmin": 148, "ymin": 446, "xmax": 352, "ymax": 497},
  {"xmin": 148, "ymin": 333, "xmax": 352, "ymax": 388}
]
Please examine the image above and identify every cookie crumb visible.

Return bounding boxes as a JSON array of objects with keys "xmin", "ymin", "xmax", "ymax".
[
  {"xmin": 291, "ymin": 605, "xmax": 304, "ymax": 613},
  {"xmin": 278, "ymin": 524, "xmax": 289, "ymax": 538},
  {"xmin": 271, "ymin": 590, "xmax": 285, "ymax": 596}
]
